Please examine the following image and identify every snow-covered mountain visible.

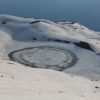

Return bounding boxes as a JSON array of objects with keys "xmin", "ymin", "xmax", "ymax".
[{"xmin": 0, "ymin": 15, "xmax": 100, "ymax": 100}]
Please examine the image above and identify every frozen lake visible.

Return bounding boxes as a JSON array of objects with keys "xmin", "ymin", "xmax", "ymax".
[{"xmin": 0, "ymin": 0, "xmax": 100, "ymax": 31}]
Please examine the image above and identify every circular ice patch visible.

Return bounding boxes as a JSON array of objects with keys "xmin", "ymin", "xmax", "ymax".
[{"xmin": 8, "ymin": 47, "xmax": 77, "ymax": 71}]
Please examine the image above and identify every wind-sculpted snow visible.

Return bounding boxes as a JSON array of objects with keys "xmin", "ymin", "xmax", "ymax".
[{"xmin": 0, "ymin": 15, "xmax": 100, "ymax": 80}]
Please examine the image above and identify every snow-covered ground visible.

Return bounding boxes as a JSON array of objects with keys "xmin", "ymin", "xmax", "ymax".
[
  {"xmin": 0, "ymin": 59, "xmax": 100, "ymax": 100},
  {"xmin": 0, "ymin": 15, "xmax": 100, "ymax": 100}
]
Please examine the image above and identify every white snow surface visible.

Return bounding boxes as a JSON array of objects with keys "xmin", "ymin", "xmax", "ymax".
[
  {"xmin": 0, "ymin": 15, "xmax": 100, "ymax": 100},
  {"xmin": 0, "ymin": 60, "xmax": 100, "ymax": 100}
]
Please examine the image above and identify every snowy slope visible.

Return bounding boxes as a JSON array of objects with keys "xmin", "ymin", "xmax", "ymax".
[
  {"xmin": 0, "ymin": 15, "xmax": 100, "ymax": 79},
  {"xmin": 0, "ymin": 15, "xmax": 100, "ymax": 100}
]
